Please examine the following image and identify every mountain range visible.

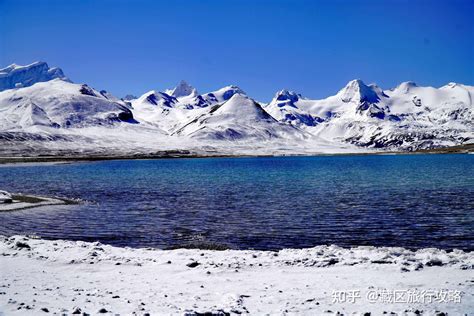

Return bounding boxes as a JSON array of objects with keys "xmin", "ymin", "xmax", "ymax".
[{"xmin": 0, "ymin": 62, "xmax": 472, "ymax": 156}]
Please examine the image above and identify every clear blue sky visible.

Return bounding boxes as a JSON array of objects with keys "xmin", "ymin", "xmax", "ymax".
[{"xmin": 1, "ymin": 0, "xmax": 473, "ymax": 100}]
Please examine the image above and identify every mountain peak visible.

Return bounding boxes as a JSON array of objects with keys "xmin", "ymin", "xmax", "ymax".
[
  {"xmin": 338, "ymin": 79, "xmax": 380, "ymax": 104},
  {"xmin": 221, "ymin": 85, "xmax": 245, "ymax": 98},
  {"xmin": 213, "ymin": 94, "xmax": 274, "ymax": 121},
  {"xmin": 219, "ymin": 93, "xmax": 253, "ymax": 111},
  {"xmin": 343, "ymin": 79, "xmax": 369, "ymax": 89},
  {"xmin": 202, "ymin": 85, "xmax": 246, "ymax": 105},
  {"xmin": 274, "ymin": 89, "xmax": 301, "ymax": 103},
  {"xmin": 169, "ymin": 80, "xmax": 198, "ymax": 98},
  {"xmin": 0, "ymin": 61, "xmax": 68, "ymax": 92}
]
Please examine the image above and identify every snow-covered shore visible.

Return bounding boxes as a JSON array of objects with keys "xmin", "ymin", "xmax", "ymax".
[
  {"xmin": 0, "ymin": 236, "xmax": 472, "ymax": 315},
  {"xmin": 0, "ymin": 195, "xmax": 69, "ymax": 212}
]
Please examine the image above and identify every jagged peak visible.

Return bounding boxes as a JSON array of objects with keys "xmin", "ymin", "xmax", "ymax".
[
  {"xmin": 338, "ymin": 79, "xmax": 381, "ymax": 104},
  {"xmin": 0, "ymin": 61, "xmax": 50, "ymax": 74},
  {"xmin": 341, "ymin": 79, "xmax": 369, "ymax": 90},
  {"xmin": 273, "ymin": 89, "xmax": 301, "ymax": 103},
  {"xmin": 169, "ymin": 80, "xmax": 198, "ymax": 98},
  {"xmin": 0, "ymin": 61, "xmax": 68, "ymax": 92}
]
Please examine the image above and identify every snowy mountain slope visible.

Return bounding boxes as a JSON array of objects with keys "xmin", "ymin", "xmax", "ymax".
[
  {"xmin": 130, "ymin": 90, "xmax": 206, "ymax": 133},
  {"xmin": 163, "ymin": 81, "xmax": 209, "ymax": 109},
  {"xmin": 131, "ymin": 83, "xmax": 249, "ymax": 134},
  {"xmin": 0, "ymin": 62, "xmax": 472, "ymax": 154},
  {"xmin": 202, "ymin": 85, "xmax": 247, "ymax": 105},
  {"xmin": 0, "ymin": 79, "xmax": 135, "ymax": 130},
  {"xmin": 174, "ymin": 94, "xmax": 307, "ymax": 140},
  {"xmin": 265, "ymin": 80, "xmax": 473, "ymax": 150},
  {"xmin": 266, "ymin": 80, "xmax": 389, "ymax": 125},
  {"xmin": 0, "ymin": 62, "xmax": 68, "ymax": 92},
  {"xmin": 264, "ymin": 90, "xmax": 324, "ymax": 126}
]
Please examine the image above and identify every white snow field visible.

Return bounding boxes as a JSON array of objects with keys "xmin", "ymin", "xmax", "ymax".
[
  {"xmin": 0, "ymin": 62, "xmax": 473, "ymax": 156},
  {"xmin": 0, "ymin": 236, "xmax": 472, "ymax": 315}
]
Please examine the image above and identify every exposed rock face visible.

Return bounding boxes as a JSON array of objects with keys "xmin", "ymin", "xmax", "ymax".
[
  {"xmin": 0, "ymin": 62, "xmax": 68, "ymax": 92},
  {"xmin": 168, "ymin": 80, "xmax": 198, "ymax": 98}
]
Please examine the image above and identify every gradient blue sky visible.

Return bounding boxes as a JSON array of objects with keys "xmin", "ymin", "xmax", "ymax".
[{"xmin": 1, "ymin": 0, "xmax": 473, "ymax": 100}]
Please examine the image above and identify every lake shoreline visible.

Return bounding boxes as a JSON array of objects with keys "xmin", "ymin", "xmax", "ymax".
[
  {"xmin": 0, "ymin": 235, "xmax": 472, "ymax": 315},
  {"xmin": 0, "ymin": 143, "xmax": 472, "ymax": 165},
  {"xmin": 0, "ymin": 193, "xmax": 79, "ymax": 212}
]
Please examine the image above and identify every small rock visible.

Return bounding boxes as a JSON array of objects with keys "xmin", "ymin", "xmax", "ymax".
[
  {"xmin": 41, "ymin": 307, "xmax": 49, "ymax": 312},
  {"xmin": 71, "ymin": 307, "xmax": 82, "ymax": 314},
  {"xmin": 98, "ymin": 307, "xmax": 108, "ymax": 313},
  {"xmin": 186, "ymin": 261, "xmax": 200, "ymax": 268},
  {"xmin": 15, "ymin": 241, "xmax": 31, "ymax": 250},
  {"xmin": 426, "ymin": 259, "xmax": 443, "ymax": 266}
]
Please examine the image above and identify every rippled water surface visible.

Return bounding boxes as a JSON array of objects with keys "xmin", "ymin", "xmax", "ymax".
[{"xmin": 0, "ymin": 154, "xmax": 473, "ymax": 250}]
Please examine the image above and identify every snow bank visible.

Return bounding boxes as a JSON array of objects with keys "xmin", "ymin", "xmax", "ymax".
[
  {"xmin": 0, "ymin": 235, "xmax": 472, "ymax": 315},
  {"xmin": 0, "ymin": 193, "xmax": 72, "ymax": 212}
]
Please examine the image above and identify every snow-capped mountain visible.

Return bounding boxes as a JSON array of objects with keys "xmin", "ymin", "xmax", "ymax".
[
  {"xmin": 131, "ymin": 90, "xmax": 196, "ymax": 133},
  {"xmin": 166, "ymin": 80, "xmax": 198, "ymax": 98},
  {"xmin": 175, "ymin": 94, "xmax": 306, "ymax": 140},
  {"xmin": 202, "ymin": 85, "xmax": 246, "ymax": 105},
  {"xmin": 131, "ymin": 83, "xmax": 248, "ymax": 134},
  {"xmin": 0, "ymin": 79, "xmax": 135, "ymax": 130},
  {"xmin": 0, "ymin": 62, "xmax": 68, "ymax": 92},
  {"xmin": 266, "ymin": 80, "xmax": 388, "ymax": 125},
  {"xmin": 0, "ymin": 61, "xmax": 472, "ymax": 154},
  {"xmin": 265, "ymin": 79, "xmax": 473, "ymax": 150}
]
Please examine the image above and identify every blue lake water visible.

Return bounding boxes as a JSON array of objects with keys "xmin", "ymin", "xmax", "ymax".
[{"xmin": 0, "ymin": 154, "xmax": 473, "ymax": 251}]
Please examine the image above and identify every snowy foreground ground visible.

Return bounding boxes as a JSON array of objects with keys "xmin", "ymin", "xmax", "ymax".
[{"xmin": 0, "ymin": 236, "xmax": 472, "ymax": 315}]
